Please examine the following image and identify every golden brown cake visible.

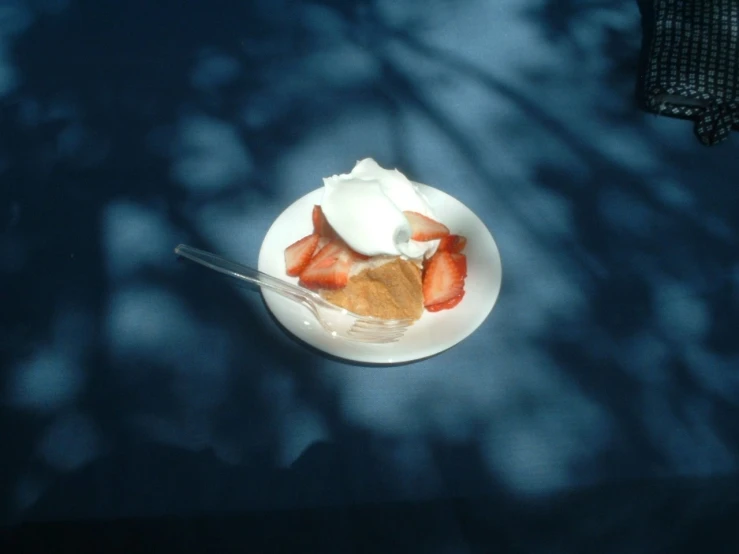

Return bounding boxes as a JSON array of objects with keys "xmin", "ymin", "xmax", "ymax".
[{"xmin": 320, "ymin": 258, "xmax": 424, "ymax": 321}]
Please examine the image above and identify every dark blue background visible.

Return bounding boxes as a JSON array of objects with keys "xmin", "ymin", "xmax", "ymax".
[{"xmin": 2, "ymin": 0, "xmax": 739, "ymax": 551}]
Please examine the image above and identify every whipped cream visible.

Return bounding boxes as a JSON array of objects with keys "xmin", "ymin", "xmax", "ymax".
[{"xmin": 320, "ymin": 158, "xmax": 438, "ymax": 259}]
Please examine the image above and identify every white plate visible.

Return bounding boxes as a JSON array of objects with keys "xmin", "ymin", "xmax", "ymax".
[{"xmin": 257, "ymin": 185, "xmax": 502, "ymax": 364}]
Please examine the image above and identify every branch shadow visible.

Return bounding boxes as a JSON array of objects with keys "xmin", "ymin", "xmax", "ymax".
[
  {"xmin": 365, "ymin": 0, "xmax": 739, "ymax": 485},
  {"xmin": 4, "ymin": 0, "xmax": 739, "ymax": 549},
  {"xmin": 3, "ymin": 0, "xmax": 502, "ymax": 526}
]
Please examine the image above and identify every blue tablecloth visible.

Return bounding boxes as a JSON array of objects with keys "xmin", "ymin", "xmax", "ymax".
[{"xmin": 3, "ymin": 0, "xmax": 739, "ymax": 550}]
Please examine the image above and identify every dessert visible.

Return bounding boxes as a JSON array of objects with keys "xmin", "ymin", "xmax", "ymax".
[
  {"xmin": 321, "ymin": 258, "xmax": 424, "ymax": 321},
  {"xmin": 282, "ymin": 159, "xmax": 469, "ymax": 321}
]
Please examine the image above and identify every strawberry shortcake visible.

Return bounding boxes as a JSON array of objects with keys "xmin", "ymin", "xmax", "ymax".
[{"xmin": 283, "ymin": 159, "xmax": 468, "ymax": 321}]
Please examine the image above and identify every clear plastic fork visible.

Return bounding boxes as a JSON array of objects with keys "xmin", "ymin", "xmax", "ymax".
[{"xmin": 174, "ymin": 244, "xmax": 412, "ymax": 344}]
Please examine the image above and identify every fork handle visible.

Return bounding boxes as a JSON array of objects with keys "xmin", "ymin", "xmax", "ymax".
[{"xmin": 174, "ymin": 244, "xmax": 317, "ymax": 305}]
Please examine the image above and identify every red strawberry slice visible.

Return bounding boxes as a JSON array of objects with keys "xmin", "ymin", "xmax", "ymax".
[
  {"xmin": 284, "ymin": 233, "xmax": 320, "ymax": 277},
  {"xmin": 451, "ymin": 253, "xmax": 467, "ymax": 278},
  {"xmin": 299, "ymin": 239, "xmax": 353, "ymax": 290},
  {"xmin": 422, "ymin": 250, "xmax": 465, "ymax": 307},
  {"xmin": 315, "ymin": 236, "xmax": 331, "ymax": 253},
  {"xmin": 426, "ymin": 291, "xmax": 465, "ymax": 312},
  {"xmin": 403, "ymin": 211, "xmax": 450, "ymax": 241},
  {"xmin": 438, "ymin": 234, "xmax": 467, "ymax": 253},
  {"xmin": 312, "ymin": 239, "xmax": 346, "ymax": 262},
  {"xmin": 312, "ymin": 205, "xmax": 337, "ymax": 239}
]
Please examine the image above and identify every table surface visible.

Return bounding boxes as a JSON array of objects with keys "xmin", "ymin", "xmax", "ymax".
[{"xmin": 3, "ymin": 0, "xmax": 739, "ymax": 546}]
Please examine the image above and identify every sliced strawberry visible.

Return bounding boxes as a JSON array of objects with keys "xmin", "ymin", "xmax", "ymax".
[
  {"xmin": 299, "ymin": 239, "xmax": 353, "ymax": 290},
  {"xmin": 315, "ymin": 236, "xmax": 331, "ymax": 254},
  {"xmin": 438, "ymin": 234, "xmax": 467, "ymax": 253},
  {"xmin": 422, "ymin": 250, "xmax": 465, "ymax": 307},
  {"xmin": 451, "ymin": 253, "xmax": 467, "ymax": 278},
  {"xmin": 312, "ymin": 205, "xmax": 337, "ymax": 239},
  {"xmin": 403, "ymin": 211, "xmax": 450, "ymax": 241},
  {"xmin": 426, "ymin": 291, "xmax": 465, "ymax": 312},
  {"xmin": 284, "ymin": 233, "xmax": 320, "ymax": 276}
]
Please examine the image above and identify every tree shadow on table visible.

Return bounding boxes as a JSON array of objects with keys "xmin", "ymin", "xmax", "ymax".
[
  {"xmin": 378, "ymin": 0, "xmax": 739, "ymax": 480},
  {"xmin": 4, "ymin": 0, "xmax": 739, "ymax": 540},
  {"xmin": 0, "ymin": 0, "xmax": 406, "ymax": 525}
]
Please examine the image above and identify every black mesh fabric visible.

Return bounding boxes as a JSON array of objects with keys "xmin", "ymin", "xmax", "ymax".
[{"xmin": 642, "ymin": 0, "xmax": 739, "ymax": 145}]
